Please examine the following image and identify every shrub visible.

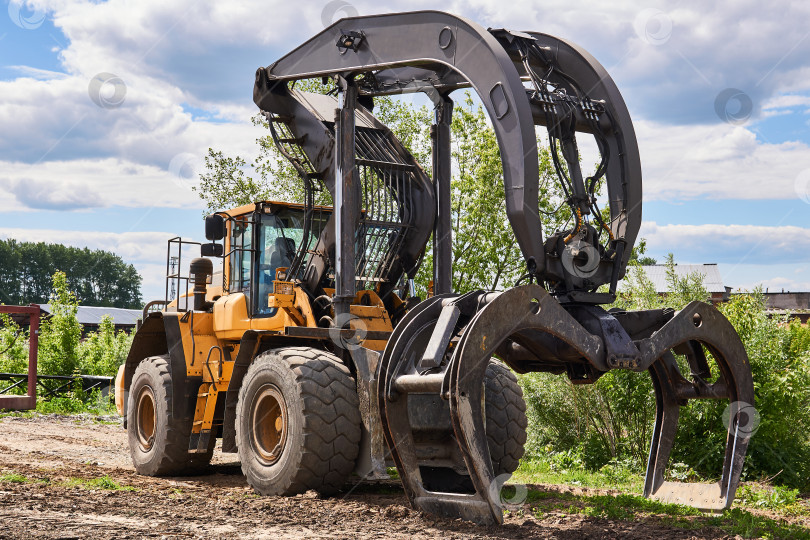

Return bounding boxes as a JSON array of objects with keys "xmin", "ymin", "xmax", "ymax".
[
  {"xmin": 1, "ymin": 271, "xmax": 134, "ymax": 412},
  {"xmin": 78, "ymin": 315, "xmax": 132, "ymax": 376},
  {"xmin": 37, "ymin": 271, "xmax": 82, "ymax": 377},
  {"xmin": 0, "ymin": 313, "xmax": 29, "ymax": 375}
]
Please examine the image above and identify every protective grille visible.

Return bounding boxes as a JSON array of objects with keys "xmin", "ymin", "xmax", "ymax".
[
  {"xmin": 353, "ymin": 126, "xmax": 417, "ymax": 289},
  {"xmin": 268, "ymin": 112, "xmax": 421, "ymax": 290}
]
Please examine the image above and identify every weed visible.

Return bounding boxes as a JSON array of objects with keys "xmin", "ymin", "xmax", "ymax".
[
  {"xmin": 521, "ymin": 487, "xmax": 810, "ymax": 539},
  {"xmin": 736, "ymin": 484, "xmax": 800, "ymax": 510},
  {"xmin": 513, "ymin": 456, "xmax": 644, "ymax": 492},
  {"xmin": 0, "ymin": 472, "xmax": 27, "ymax": 483},
  {"xmin": 66, "ymin": 475, "xmax": 134, "ymax": 491},
  {"xmin": 724, "ymin": 507, "xmax": 810, "ymax": 539}
]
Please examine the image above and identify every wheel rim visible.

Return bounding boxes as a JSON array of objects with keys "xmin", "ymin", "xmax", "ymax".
[
  {"xmin": 136, "ymin": 385, "xmax": 156, "ymax": 451},
  {"xmin": 251, "ymin": 384, "xmax": 288, "ymax": 466}
]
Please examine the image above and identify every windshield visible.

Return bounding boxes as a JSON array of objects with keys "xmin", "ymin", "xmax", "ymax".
[{"xmin": 254, "ymin": 206, "xmax": 330, "ymax": 316}]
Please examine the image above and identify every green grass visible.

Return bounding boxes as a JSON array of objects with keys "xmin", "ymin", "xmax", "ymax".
[
  {"xmin": 35, "ymin": 392, "xmax": 118, "ymax": 416},
  {"xmin": 0, "ymin": 410, "xmax": 37, "ymax": 419},
  {"xmin": 1, "ymin": 391, "xmax": 120, "ymax": 418},
  {"xmin": 520, "ymin": 488, "xmax": 810, "ymax": 539},
  {"xmin": 65, "ymin": 475, "xmax": 135, "ymax": 491},
  {"xmin": 735, "ymin": 484, "xmax": 801, "ymax": 510},
  {"xmin": 513, "ymin": 457, "xmax": 644, "ymax": 493},
  {"xmin": 510, "ymin": 454, "xmax": 810, "ymax": 539},
  {"xmin": 0, "ymin": 472, "xmax": 28, "ymax": 483}
]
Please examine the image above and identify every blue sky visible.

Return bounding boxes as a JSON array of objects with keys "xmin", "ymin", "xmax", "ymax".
[{"xmin": 0, "ymin": 0, "xmax": 809, "ymax": 301}]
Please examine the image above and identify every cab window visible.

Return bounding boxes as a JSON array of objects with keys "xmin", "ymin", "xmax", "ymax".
[{"xmin": 229, "ymin": 219, "xmax": 253, "ymax": 293}]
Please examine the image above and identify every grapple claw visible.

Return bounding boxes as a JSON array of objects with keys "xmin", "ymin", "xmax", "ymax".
[
  {"xmin": 639, "ymin": 301, "xmax": 754, "ymax": 510},
  {"xmin": 378, "ymin": 286, "xmax": 754, "ymax": 524},
  {"xmin": 377, "ymin": 292, "xmax": 504, "ymax": 524},
  {"xmin": 378, "ymin": 285, "xmax": 608, "ymax": 524}
]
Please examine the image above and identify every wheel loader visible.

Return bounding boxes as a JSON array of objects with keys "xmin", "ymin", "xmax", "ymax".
[{"xmin": 116, "ymin": 10, "xmax": 755, "ymax": 525}]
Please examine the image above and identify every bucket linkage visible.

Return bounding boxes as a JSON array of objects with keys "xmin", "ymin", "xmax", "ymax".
[{"xmin": 377, "ymin": 284, "xmax": 754, "ymax": 525}]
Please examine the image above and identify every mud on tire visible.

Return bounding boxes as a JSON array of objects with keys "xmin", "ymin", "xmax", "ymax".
[
  {"xmin": 236, "ymin": 347, "xmax": 361, "ymax": 496},
  {"xmin": 128, "ymin": 355, "xmax": 212, "ymax": 476}
]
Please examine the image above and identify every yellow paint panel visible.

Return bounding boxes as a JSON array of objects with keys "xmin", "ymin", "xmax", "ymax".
[
  {"xmin": 349, "ymin": 290, "xmax": 393, "ymax": 352},
  {"xmin": 213, "ymin": 293, "xmax": 251, "ymax": 340},
  {"xmin": 176, "ymin": 312, "xmax": 221, "ymax": 377}
]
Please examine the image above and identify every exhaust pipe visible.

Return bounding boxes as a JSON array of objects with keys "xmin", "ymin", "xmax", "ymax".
[{"xmin": 189, "ymin": 257, "xmax": 213, "ymax": 311}]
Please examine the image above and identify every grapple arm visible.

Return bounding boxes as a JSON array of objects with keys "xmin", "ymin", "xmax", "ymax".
[{"xmin": 255, "ymin": 10, "xmax": 543, "ymax": 274}]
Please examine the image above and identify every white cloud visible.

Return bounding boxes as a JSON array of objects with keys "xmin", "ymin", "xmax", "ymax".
[
  {"xmin": 5, "ymin": 66, "xmax": 68, "ymax": 80},
  {"xmin": 763, "ymin": 94, "xmax": 810, "ymax": 110},
  {"xmin": 752, "ymin": 276, "xmax": 810, "ymax": 293},
  {"xmin": 23, "ymin": 0, "xmax": 810, "ymax": 126},
  {"xmin": 0, "ymin": 157, "xmax": 207, "ymax": 211},
  {"xmin": 640, "ymin": 221, "xmax": 810, "ymax": 265},
  {"xmin": 0, "ymin": 72, "xmax": 259, "ymax": 166},
  {"xmin": 636, "ymin": 120, "xmax": 810, "ymax": 201},
  {"xmin": 715, "ymin": 262, "xmax": 810, "ymax": 292},
  {"xmin": 1, "ymin": 0, "xmax": 809, "ymax": 299},
  {"xmin": 4, "ymin": 0, "xmax": 807, "ymax": 208},
  {"xmin": 0, "ymin": 227, "xmax": 178, "ymax": 261}
]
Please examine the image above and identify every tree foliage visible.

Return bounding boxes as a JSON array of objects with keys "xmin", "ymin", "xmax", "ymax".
[
  {"xmin": 195, "ymin": 79, "xmax": 433, "ymax": 212},
  {"xmin": 413, "ymin": 95, "xmax": 571, "ymax": 293},
  {"xmin": 37, "ymin": 271, "xmax": 83, "ymax": 377},
  {"xmin": 0, "ymin": 239, "xmax": 142, "ymax": 309}
]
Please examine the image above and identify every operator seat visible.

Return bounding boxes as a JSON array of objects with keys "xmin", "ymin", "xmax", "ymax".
[{"xmin": 269, "ymin": 236, "xmax": 295, "ymax": 272}]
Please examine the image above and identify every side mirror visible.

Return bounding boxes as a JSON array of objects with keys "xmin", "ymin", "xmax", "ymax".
[
  {"xmin": 201, "ymin": 243, "xmax": 223, "ymax": 257},
  {"xmin": 204, "ymin": 214, "xmax": 226, "ymax": 241}
]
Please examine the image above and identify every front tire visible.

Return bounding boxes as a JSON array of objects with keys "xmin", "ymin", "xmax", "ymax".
[
  {"xmin": 236, "ymin": 347, "xmax": 361, "ymax": 496},
  {"xmin": 485, "ymin": 360, "xmax": 528, "ymax": 475},
  {"xmin": 128, "ymin": 355, "xmax": 210, "ymax": 475}
]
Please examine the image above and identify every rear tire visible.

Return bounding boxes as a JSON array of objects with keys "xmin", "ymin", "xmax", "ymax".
[
  {"xmin": 420, "ymin": 359, "xmax": 527, "ymax": 492},
  {"xmin": 128, "ymin": 355, "xmax": 210, "ymax": 475},
  {"xmin": 236, "ymin": 347, "xmax": 361, "ymax": 496}
]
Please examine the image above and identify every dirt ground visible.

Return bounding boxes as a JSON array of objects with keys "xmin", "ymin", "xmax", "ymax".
[{"xmin": 0, "ymin": 414, "xmax": 753, "ymax": 539}]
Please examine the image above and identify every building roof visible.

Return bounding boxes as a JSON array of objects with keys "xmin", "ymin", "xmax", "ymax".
[
  {"xmin": 40, "ymin": 304, "xmax": 141, "ymax": 326},
  {"xmin": 634, "ymin": 264, "xmax": 728, "ymax": 294}
]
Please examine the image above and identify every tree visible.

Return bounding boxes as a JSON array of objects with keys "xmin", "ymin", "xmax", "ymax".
[
  {"xmin": 629, "ymin": 238, "xmax": 657, "ymax": 266},
  {"xmin": 1, "ymin": 271, "xmax": 133, "ymax": 381},
  {"xmin": 0, "ymin": 239, "xmax": 143, "ymax": 308},
  {"xmin": 412, "ymin": 95, "xmax": 573, "ymax": 293}
]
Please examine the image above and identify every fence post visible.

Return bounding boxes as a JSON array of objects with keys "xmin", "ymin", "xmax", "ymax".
[{"xmin": 0, "ymin": 304, "xmax": 39, "ymax": 411}]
